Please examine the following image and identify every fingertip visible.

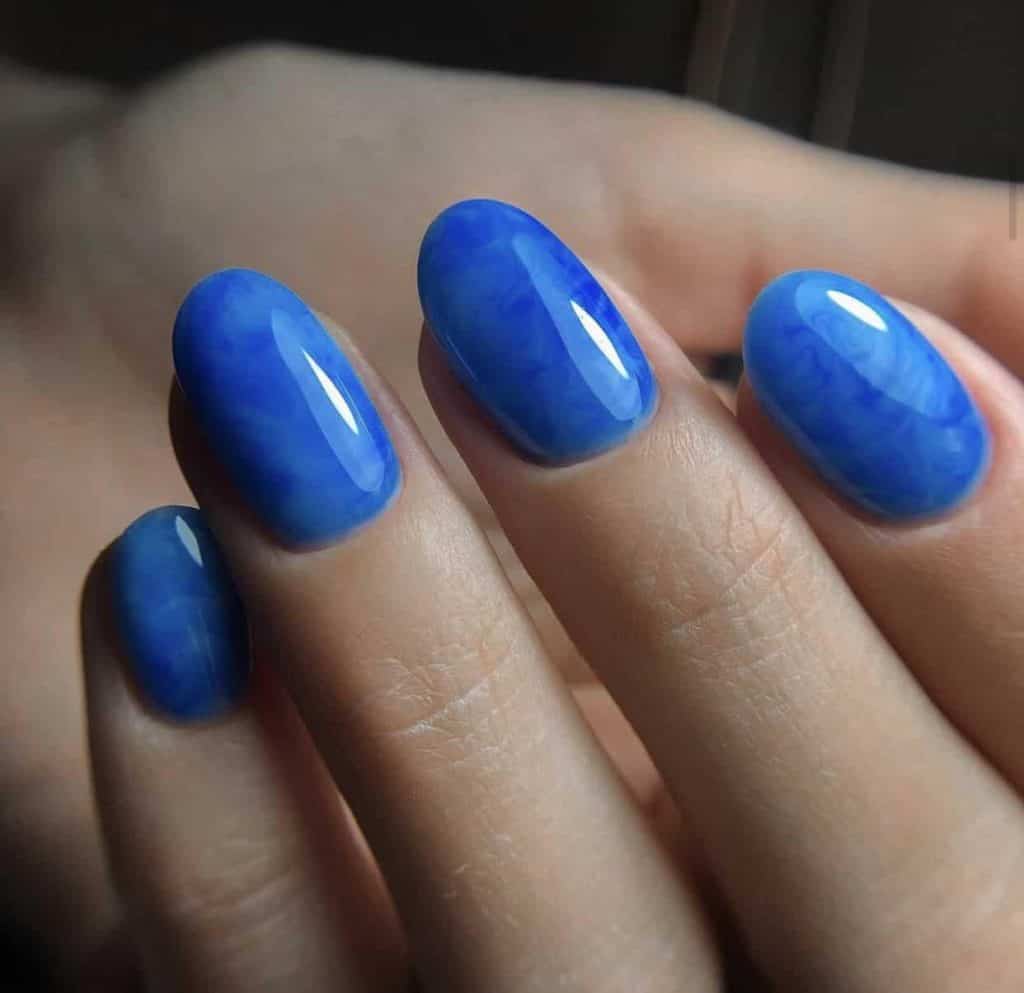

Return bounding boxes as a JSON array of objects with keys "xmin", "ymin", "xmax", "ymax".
[
  {"xmin": 171, "ymin": 268, "xmax": 402, "ymax": 548},
  {"xmin": 742, "ymin": 269, "xmax": 992, "ymax": 521},
  {"xmin": 416, "ymin": 199, "xmax": 659, "ymax": 464},
  {"xmin": 112, "ymin": 506, "xmax": 251, "ymax": 722},
  {"xmin": 83, "ymin": 505, "xmax": 253, "ymax": 732}
]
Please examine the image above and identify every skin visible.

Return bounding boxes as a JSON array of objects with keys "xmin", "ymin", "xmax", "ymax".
[{"xmin": 2, "ymin": 43, "xmax": 1023, "ymax": 988}]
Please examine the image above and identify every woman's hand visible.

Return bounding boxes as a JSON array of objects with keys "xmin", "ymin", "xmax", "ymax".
[
  {"xmin": 84, "ymin": 198, "xmax": 1024, "ymax": 991},
  {"xmin": 1, "ymin": 44, "xmax": 1020, "ymax": 984}
]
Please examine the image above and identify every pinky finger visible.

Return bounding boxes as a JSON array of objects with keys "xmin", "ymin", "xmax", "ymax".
[{"xmin": 82, "ymin": 506, "xmax": 403, "ymax": 993}]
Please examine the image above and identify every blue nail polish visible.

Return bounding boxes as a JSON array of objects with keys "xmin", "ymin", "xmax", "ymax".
[
  {"xmin": 174, "ymin": 269, "xmax": 400, "ymax": 546},
  {"xmin": 744, "ymin": 270, "xmax": 990, "ymax": 519},
  {"xmin": 112, "ymin": 506, "xmax": 249, "ymax": 721},
  {"xmin": 418, "ymin": 199, "xmax": 658, "ymax": 463}
]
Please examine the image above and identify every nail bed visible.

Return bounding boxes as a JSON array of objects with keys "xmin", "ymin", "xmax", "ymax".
[
  {"xmin": 743, "ymin": 269, "xmax": 990, "ymax": 519},
  {"xmin": 173, "ymin": 269, "xmax": 400, "ymax": 546},
  {"xmin": 112, "ymin": 506, "xmax": 249, "ymax": 721},
  {"xmin": 418, "ymin": 199, "xmax": 658, "ymax": 463}
]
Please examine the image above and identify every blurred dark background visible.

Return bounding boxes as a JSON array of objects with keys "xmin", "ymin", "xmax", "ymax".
[{"xmin": 6, "ymin": 0, "xmax": 1022, "ymax": 179}]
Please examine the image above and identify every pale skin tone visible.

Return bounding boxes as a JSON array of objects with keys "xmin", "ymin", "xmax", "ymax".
[{"xmin": 3, "ymin": 43, "xmax": 1024, "ymax": 990}]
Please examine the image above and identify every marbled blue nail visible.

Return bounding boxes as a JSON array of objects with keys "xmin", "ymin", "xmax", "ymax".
[
  {"xmin": 174, "ymin": 269, "xmax": 400, "ymax": 546},
  {"xmin": 743, "ymin": 270, "xmax": 990, "ymax": 519},
  {"xmin": 112, "ymin": 506, "xmax": 249, "ymax": 721},
  {"xmin": 417, "ymin": 199, "xmax": 658, "ymax": 463}
]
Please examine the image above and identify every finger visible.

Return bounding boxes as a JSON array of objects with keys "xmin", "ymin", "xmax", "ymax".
[
  {"xmin": 572, "ymin": 684, "xmax": 689, "ymax": 868},
  {"xmin": 417, "ymin": 200, "xmax": 1024, "ymax": 991},
  {"xmin": 737, "ymin": 272, "xmax": 1024, "ymax": 792},
  {"xmin": 169, "ymin": 269, "xmax": 720, "ymax": 993},
  {"xmin": 605, "ymin": 106, "xmax": 1022, "ymax": 367},
  {"xmin": 83, "ymin": 508, "xmax": 403, "ymax": 993},
  {"xmin": 79, "ymin": 48, "xmax": 1019, "ymax": 369}
]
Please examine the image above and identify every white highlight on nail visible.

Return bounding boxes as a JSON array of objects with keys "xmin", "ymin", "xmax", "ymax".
[
  {"xmin": 571, "ymin": 300, "xmax": 630, "ymax": 378},
  {"xmin": 826, "ymin": 289, "xmax": 888, "ymax": 331},
  {"xmin": 303, "ymin": 349, "xmax": 360, "ymax": 434},
  {"xmin": 175, "ymin": 514, "xmax": 204, "ymax": 567}
]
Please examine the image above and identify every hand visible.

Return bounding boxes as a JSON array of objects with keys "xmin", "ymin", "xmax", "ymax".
[
  {"xmin": 1, "ymin": 44, "xmax": 1019, "ymax": 984},
  {"xmin": 84, "ymin": 201, "xmax": 1024, "ymax": 991}
]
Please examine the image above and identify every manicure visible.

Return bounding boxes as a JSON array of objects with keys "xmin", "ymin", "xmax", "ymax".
[
  {"xmin": 418, "ymin": 199, "xmax": 658, "ymax": 463},
  {"xmin": 743, "ymin": 270, "xmax": 991, "ymax": 519},
  {"xmin": 112, "ymin": 506, "xmax": 249, "ymax": 721},
  {"xmin": 173, "ymin": 269, "xmax": 401, "ymax": 546}
]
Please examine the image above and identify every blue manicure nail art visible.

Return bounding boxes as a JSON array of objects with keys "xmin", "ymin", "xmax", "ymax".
[
  {"xmin": 418, "ymin": 199, "xmax": 658, "ymax": 463},
  {"xmin": 744, "ymin": 270, "xmax": 991, "ymax": 519},
  {"xmin": 174, "ymin": 269, "xmax": 400, "ymax": 546},
  {"xmin": 112, "ymin": 506, "xmax": 249, "ymax": 721}
]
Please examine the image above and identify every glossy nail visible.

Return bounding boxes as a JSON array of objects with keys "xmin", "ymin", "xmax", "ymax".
[
  {"xmin": 743, "ymin": 270, "xmax": 991, "ymax": 519},
  {"xmin": 112, "ymin": 506, "xmax": 249, "ymax": 721},
  {"xmin": 417, "ymin": 199, "xmax": 657, "ymax": 463},
  {"xmin": 174, "ymin": 269, "xmax": 400, "ymax": 546}
]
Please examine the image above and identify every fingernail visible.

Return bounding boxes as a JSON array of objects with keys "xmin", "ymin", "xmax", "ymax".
[
  {"xmin": 417, "ymin": 199, "xmax": 658, "ymax": 463},
  {"xmin": 743, "ymin": 270, "xmax": 991, "ymax": 519},
  {"xmin": 173, "ymin": 269, "xmax": 401, "ymax": 546},
  {"xmin": 112, "ymin": 507, "xmax": 249, "ymax": 721}
]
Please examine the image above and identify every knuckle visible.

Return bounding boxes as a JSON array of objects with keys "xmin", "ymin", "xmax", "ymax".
[
  {"xmin": 157, "ymin": 836, "xmax": 309, "ymax": 958},
  {"xmin": 619, "ymin": 418, "xmax": 836, "ymax": 691},
  {"xmin": 343, "ymin": 511, "xmax": 540, "ymax": 753},
  {"xmin": 197, "ymin": 41, "xmax": 309, "ymax": 86},
  {"xmin": 654, "ymin": 460, "xmax": 815, "ymax": 646},
  {"xmin": 83, "ymin": 41, "xmax": 311, "ymax": 212},
  {"xmin": 364, "ymin": 606, "xmax": 532, "ymax": 751}
]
